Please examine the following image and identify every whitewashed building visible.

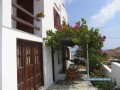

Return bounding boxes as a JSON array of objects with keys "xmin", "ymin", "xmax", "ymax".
[{"xmin": 0, "ymin": 0, "xmax": 68, "ymax": 90}]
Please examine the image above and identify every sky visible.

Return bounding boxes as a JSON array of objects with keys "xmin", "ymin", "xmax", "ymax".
[{"xmin": 63, "ymin": 0, "xmax": 120, "ymax": 50}]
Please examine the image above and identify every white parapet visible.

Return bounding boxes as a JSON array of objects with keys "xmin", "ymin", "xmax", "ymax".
[
  {"xmin": 102, "ymin": 62, "xmax": 120, "ymax": 88},
  {"xmin": 111, "ymin": 62, "xmax": 120, "ymax": 88},
  {"xmin": 102, "ymin": 64, "xmax": 111, "ymax": 77}
]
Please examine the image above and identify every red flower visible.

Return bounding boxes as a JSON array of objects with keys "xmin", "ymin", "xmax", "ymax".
[
  {"xmin": 57, "ymin": 25, "xmax": 61, "ymax": 30},
  {"xmin": 73, "ymin": 25, "xmax": 79, "ymax": 30},
  {"xmin": 75, "ymin": 21, "xmax": 80, "ymax": 26},
  {"xmin": 102, "ymin": 36, "xmax": 106, "ymax": 41},
  {"xmin": 103, "ymin": 36, "xmax": 106, "ymax": 39}
]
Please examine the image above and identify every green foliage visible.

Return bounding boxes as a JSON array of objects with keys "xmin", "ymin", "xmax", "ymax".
[
  {"xmin": 44, "ymin": 18, "xmax": 105, "ymax": 53},
  {"xmin": 90, "ymin": 64, "xmax": 119, "ymax": 90},
  {"xmin": 92, "ymin": 81, "xmax": 118, "ymax": 90},
  {"xmin": 44, "ymin": 18, "xmax": 107, "ymax": 72},
  {"xmin": 44, "ymin": 19, "xmax": 112, "ymax": 90},
  {"xmin": 74, "ymin": 48, "xmax": 85, "ymax": 58},
  {"xmin": 72, "ymin": 38, "xmax": 80, "ymax": 44}
]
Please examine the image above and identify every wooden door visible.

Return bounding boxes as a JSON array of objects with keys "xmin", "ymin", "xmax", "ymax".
[
  {"xmin": 33, "ymin": 47, "xmax": 42, "ymax": 88},
  {"xmin": 17, "ymin": 45, "xmax": 25, "ymax": 90},
  {"xmin": 17, "ymin": 40, "xmax": 43, "ymax": 90},
  {"xmin": 25, "ymin": 46, "xmax": 34, "ymax": 90},
  {"xmin": 17, "ymin": 0, "xmax": 34, "ymax": 33}
]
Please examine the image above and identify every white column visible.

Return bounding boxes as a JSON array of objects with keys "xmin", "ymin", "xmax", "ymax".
[
  {"xmin": 2, "ymin": 0, "xmax": 12, "ymax": 27},
  {"xmin": 34, "ymin": 0, "xmax": 44, "ymax": 37},
  {"xmin": 0, "ymin": 0, "xmax": 2, "ymax": 90}
]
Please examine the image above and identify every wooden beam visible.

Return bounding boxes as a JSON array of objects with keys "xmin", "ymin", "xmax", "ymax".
[
  {"xmin": 12, "ymin": 2, "xmax": 39, "ymax": 21},
  {"xmin": 54, "ymin": 3, "xmax": 59, "ymax": 11},
  {"xmin": 12, "ymin": 15, "xmax": 40, "ymax": 30}
]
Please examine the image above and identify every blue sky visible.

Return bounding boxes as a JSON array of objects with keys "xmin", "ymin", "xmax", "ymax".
[{"xmin": 63, "ymin": 0, "xmax": 120, "ymax": 50}]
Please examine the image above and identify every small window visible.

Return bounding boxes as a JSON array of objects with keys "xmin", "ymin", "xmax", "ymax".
[{"xmin": 53, "ymin": 8, "xmax": 61, "ymax": 29}]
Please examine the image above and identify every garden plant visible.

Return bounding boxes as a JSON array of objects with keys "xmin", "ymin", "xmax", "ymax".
[{"xmin": 44, "ymin": 18, "xmax": 117, "ymax": 89}]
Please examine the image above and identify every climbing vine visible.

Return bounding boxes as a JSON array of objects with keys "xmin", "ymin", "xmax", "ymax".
[
  {"xmin": 44, "ymin": 18, "xmax": 107, "ymax": 71},
  {"xmin": 44, "ymin": 18, "xmax": 105, "ymax": 53},
  {"xmin": 44, "ymin": 18, "xmax": 108, "ymax": 89}
]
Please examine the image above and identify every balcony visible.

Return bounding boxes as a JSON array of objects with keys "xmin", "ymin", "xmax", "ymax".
[{"xmin": 12, "ymin": 0, "xmax": 40, "ymax": 34}]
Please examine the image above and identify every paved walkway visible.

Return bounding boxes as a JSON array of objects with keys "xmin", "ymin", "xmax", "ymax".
[{"xmin": 47, "ymin": 69, "xmax": 97, "ymax": 90}]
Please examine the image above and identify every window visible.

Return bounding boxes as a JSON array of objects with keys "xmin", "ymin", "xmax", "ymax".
[{"xmin": 54, "ymin": 8, "xmax": 61, "ymax": 29}]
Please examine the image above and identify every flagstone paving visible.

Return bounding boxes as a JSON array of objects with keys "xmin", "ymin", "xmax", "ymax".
[
  {"xmin": 47, "ymin": 81, "xmax": 97, "ymax": 90},
  {"xmin": 47, "ymin": 71, "xmax": 97, "ymax": 90}
]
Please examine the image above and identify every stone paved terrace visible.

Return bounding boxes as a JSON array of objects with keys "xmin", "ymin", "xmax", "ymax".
[
  {"xmin": 47, "ymin": 70, "xmax": 98, "ymax": 90},
  {"xmin": 47, "ymin": 81, "xmax": 97, "ymax": 90}
]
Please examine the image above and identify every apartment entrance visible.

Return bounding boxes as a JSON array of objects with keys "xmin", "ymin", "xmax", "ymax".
[{"xmin": 17, "ymin": 39, "xmax": 44, "ymax": 90}]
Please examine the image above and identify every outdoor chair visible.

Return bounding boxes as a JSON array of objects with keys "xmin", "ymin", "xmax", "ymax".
[{"xmin": 65, "ymin": 69, "xmax": 77, "ymax": 81}]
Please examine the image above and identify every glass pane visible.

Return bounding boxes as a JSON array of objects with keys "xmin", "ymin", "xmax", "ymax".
[{"xmin": 25, "ymin": 46, "xmax": 32, "ymax": 65}]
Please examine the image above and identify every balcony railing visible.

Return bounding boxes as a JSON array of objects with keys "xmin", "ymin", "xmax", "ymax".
[{"xmin": 12, "ymin": 2, "xmax": 40, "ymax": 30}]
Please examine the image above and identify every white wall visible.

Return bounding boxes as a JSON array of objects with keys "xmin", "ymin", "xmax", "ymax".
[
  {"xmin": 42, "ymin": 0, "xmax": 54, "ymax": 37},
  {"xmin": 111, "ymin": 62, "xmax": 120, "ymax": 88},
  {"xmin": 2, "ymin": 0, "xmax": 12, "ymax": 28},
  {"xmin": 2, "ymin": 27, "xmax": 43, "ymax": 90},
  {"xmin": 0, "ymin": 0, "xmax": 2, "ymax": 89},
  {"xmin": 54, "ymin": 50, "xmax": 65, "ymax": 81},
  {"xmin": 102, "ymin": 62, "xmax": 120, "ymax": 88},
  {"xmin": 42, "ymin": 46, "xmax": 53, "ymax": 90},
  {"xmin": 54, "ymin": 0, "xmax": 68, "ymax": 24},
  {"xmin": 41, "ymin": 0, "xmax": 54, "ymax": 89},
  {"xmin": 60, "ymin": 3, "xmax": 68, "ymax": 23},
  {"xmin": 41, "ymin": 0, "xmax": 68, "ymax": 88},
  {"xmin": 34, "ymin": 0, "xmax": 44, "ymax": 37},
  {"xmin": 42, "ymin": 0, "xmax": 68, "ymax": 37},
  {"xmin": 102, "ymin": 64, "xmax": 111, "ymax": 77},
  {"xmin": 1, "ymin": 0, "xmax": 68, "ymax": 90}
]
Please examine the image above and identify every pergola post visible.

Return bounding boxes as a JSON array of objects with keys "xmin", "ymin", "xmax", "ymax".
[{"xmin": 87, "ymin": 44, "xmax": 89, "ymax": 77}]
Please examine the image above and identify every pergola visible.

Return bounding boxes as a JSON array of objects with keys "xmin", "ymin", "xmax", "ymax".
[{"xmin": 60, "ymin": 36, "xmax": 89, "ymax": 77}]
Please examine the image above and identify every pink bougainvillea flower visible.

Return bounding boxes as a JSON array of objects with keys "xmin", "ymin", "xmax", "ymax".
[
  {"xmin": 73, "ymin": 25, "xmax": 79, "ymax": 30},
  {"xmin": 103, "ymin": 36, "xmax": 106, "ymax": 39},
  {"xmin": 75, "ymin": 21, "xmax": 80, "ymax": 26},
  {"xmin": 75, "ymin": 22, "xmax": 79, "ymax": 25},
  {"xmin": 102, "ymin": 36, "xmax": 106, "ymax": 41}
]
